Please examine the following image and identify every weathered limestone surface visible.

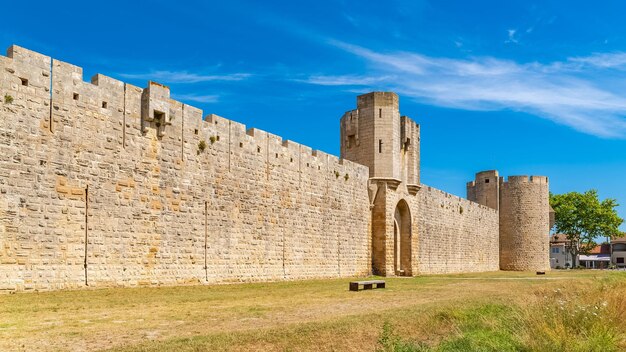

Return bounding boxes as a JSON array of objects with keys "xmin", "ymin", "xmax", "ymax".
[
  {"xmin": 499, "ymin": 176, "xmax": 550, "ymax": 271},
  {"xmin": 341, "ymin": 92, "xmax": 501, "ymax": 277},
  {"xmin": 0, "ymin": 46, "xmax": 549, "ymax": 292},
  {"xmin": 0, "ymin": 46, "xmax": 371, "ymax": 291},
  {"xmin": 416, "ymin": 186, "xmax": 500, "ymax": 274}
]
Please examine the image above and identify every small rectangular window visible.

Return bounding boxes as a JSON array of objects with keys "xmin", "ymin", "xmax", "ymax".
[
  {"xmin": 347, "ymin": 135, "xmax": 356, "ymax": 148},
  {"xmin": 102, "ymin": 101, "xmax": 108, "ymax": 109},
  {"xmin": 20, "ymin": 78, "xmax": 28, "ymax": 86},
  {"xmin": 485, "ymin": 179, "xmax": 490, "ymax": 184},
  {"xmin": 618, "ymin": 257, "xmax": 624, "ymax": 264},
  {"xmin": 194, "ymin": 129, "xmax": 198, "ymax": 135},
  {"xmin": 154, "ymin": 110, "xmax": 165, "ymax": 121},
  {"xmin": 73, "ymin": 93, "xmax": 79, "ymax": 100}
]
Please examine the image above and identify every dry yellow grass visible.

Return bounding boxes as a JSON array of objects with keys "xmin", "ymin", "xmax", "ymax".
[{"xmin": 0, "ymin": 270, "xmax": 623, "ymax": 351}]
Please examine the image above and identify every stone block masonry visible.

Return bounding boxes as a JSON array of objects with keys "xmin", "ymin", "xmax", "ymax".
[
  {"xmin": 499, "ymin": 176, "xmax": 550, "ymax": 271},
  {"xmin": 416, "ymin": 186, "xmax": 500, "ymax": 274},
  {"xmin": 0, "ymin": 45, "xmax": 549, "ymax": 292},
  {"xmin": 0, "ymin": 46, "xmax": 371, "ymax": 291}
]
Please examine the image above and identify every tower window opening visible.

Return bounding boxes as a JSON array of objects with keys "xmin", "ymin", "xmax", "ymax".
[
  {"xmin": 485, "ymin": 179, "xmax": 490, "ymax": 184},
  {"xmin": 379, "ymin": 139, "xmax": 383, "ymax": 153},
  {"xmin": 73, "ymin": 93, "xmax": 80, "ymax": 100},
  {"xmin": 154, "ymin": 110, "xmax": 165, "ymax": 121},
  {"xmin": 379, "ymin": 108, "xmax": 382, "ymax": 118},
  {"xmin": 102, "ymin": 101, "xmax": 108, "ymax": 109},
  {"xmin": 348, "ymin": 135, "xmax": 356, "ymax": 148},
  {"xmin": 20, "ymin": 78, "xmax": 28, "ymax": 86}
]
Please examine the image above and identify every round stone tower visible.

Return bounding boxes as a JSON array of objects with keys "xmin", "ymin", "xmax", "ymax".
[{"xmin": 499, "ymin": 176, "xmax": 550, "ymax": 271}]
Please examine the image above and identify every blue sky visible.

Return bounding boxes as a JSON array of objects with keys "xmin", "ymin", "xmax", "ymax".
[{"xmin": 2, "ymin": 0, "xmax": 625, "ymax": 231}]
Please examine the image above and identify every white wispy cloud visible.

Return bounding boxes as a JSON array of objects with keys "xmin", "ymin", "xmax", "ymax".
[
  {"xmin": 294, "ymin": 75, "xmax": 391, "ymax": 86},
  {"xmin": 119, "ymin": 71, "xmax": 251, "ymax": 84},
  {"xmin": 567, "ymin": 52, "xmax": 626, "ymax": 70},
  {"xmin": 505, "ymin": 29, "xmax": 519, "ymax": 44},
  {"xmin": 302, "ymin": 40, "xmax": 626, "ymax": 138},
  {"xmin": 172, "ymin": 94, "xmax": 220, "ymax": 103}
]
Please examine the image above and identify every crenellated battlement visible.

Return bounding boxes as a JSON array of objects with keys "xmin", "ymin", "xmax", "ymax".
[
  {"xmin": 0, "ymin": 44, "xmax": 550, "ymax": 292},
  {"xmin": 501, "ymin": 175, "xmax": 549, "ymax": 186},
  {"xmin": 0, "ymin": 44, "xmax": 369, "ymax": 181},
  {"xmin": 0, "ymin": 44, "xmax": 373, "ymax": 291}
]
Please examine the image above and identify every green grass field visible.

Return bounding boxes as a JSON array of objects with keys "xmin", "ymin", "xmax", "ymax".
[{"xmin": 1, "ymin": 270, "xmax": 624, "ymax": 351}]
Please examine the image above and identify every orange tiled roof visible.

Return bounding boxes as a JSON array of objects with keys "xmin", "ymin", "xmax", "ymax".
[{"xmin": 589, "ymin": 244, "xmax": 611, "ymax": 255}]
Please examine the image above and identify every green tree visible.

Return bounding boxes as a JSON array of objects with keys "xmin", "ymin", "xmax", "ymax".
[{"xmin": 550, "ymin": 190, "xmax": 623, "ymax": 267}]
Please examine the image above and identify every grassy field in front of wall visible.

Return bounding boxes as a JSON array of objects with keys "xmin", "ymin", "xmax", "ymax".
[{"xmin": 1, "ymin": 270, "xmax": 624, "ymax": 351}]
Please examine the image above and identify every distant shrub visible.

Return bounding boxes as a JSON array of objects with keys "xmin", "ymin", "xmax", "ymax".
[{"xmin": 198, "ymin": 140, "xmax": 207, "ymax": 153}]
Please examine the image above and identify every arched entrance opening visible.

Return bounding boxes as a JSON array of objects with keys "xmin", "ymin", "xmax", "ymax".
[{"xmin": 394, "ymin": 200, "xmax": 412, "ymax": 276}]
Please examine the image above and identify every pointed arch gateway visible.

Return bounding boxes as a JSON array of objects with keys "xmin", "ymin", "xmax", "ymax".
[{"xmin": 394, "ymin": 199, "xmax": 412, "ymax": 276}]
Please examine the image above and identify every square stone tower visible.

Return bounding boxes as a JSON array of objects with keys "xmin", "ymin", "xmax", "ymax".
[
  {"xmin": 340, "ymin": 92, "xmax": 421, "ymax": 277},
  {"xmin": 340, "ymin": 92, "xmax": 420, "ymax": 185}
]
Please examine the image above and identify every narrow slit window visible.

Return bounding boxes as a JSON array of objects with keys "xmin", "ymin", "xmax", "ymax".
[
  {"xmin": 240, "ymin": 142, "xmax": 243, "ymax": 148},
  {"xmin": 194, "ymin": 129, "xmax": 199, "ymax": 135},
  {"xmin": 379, "ymin": 108, "xmax": 382, "ymax": 118},
  {"xmin": 257, "ymin": 146, "xmax": 261, "ymax": 153},
  {"xmin": 379, "ymin": 139, "xmax": 383, "ymax": 153}
]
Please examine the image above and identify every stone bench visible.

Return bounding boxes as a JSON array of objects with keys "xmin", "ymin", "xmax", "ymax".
[{"xmin": 349, "ymin": 280, "xmax": 386, "ymax": 291}]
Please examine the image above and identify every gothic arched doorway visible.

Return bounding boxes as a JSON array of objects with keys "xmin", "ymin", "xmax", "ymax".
[{"xmin": 394, "ymin": 200, "xmax": 412, "ymax": 276}]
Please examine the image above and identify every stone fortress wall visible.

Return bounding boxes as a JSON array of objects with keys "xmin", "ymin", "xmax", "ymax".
[
  {"xmin": 340, "ymin": 93, "xmax": 500, "ymax": 278},
  {"xmin": 0, "ymin": 46, "xmax": 371, "ymax": 291},
  {"xmin": 467, "ymin": 171, "xmax": 551, "ymax": 272},
  {"xmin": 0, "ymin": 46, "xmax": 549, "ymax": 292},
  {"xmin": 499, "ymin": 176, "xmax": 550, "ymax": 271}
]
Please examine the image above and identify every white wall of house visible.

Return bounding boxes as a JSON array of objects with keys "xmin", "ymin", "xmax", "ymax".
[{"xmin": 550, "ymin": 244, "xmax": 572, "ymax": 268}]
